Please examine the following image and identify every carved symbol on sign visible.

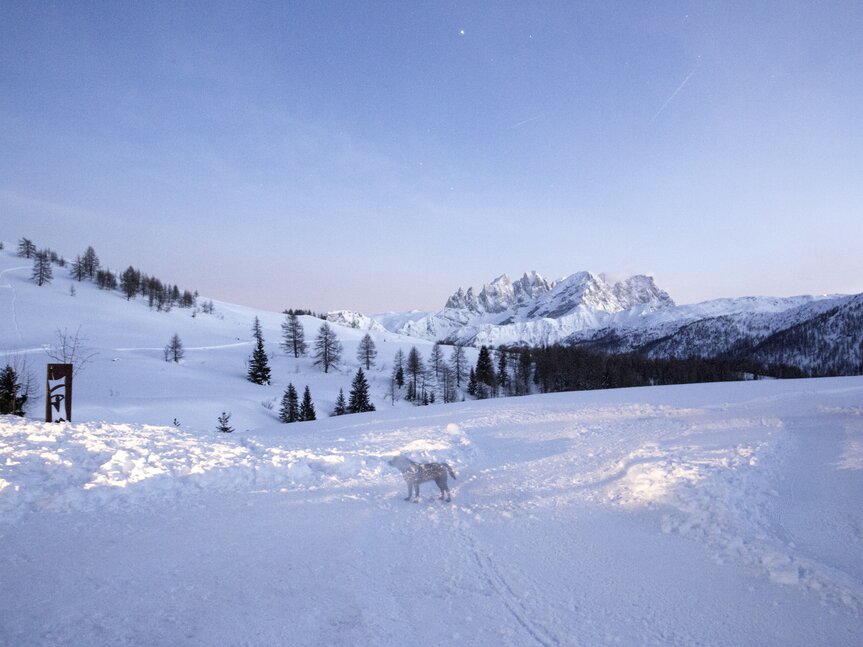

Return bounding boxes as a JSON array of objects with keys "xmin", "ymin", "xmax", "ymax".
[{"xmin": 46, "ymin": 364, "xmax": 73, "ymax": 422}]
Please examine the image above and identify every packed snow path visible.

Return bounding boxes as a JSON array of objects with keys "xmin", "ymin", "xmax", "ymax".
[{"xmin": 2, "ymin": 377, "xmax": 862, "ymax": 645}]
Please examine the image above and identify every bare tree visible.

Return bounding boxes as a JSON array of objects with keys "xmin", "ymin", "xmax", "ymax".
[
  {"xmin": 164, "ymin": 333, "xmax": 184, "ymax": 363},
  {"xmin": 45, "ymin": 326, "xmax": 98, "ymax": 376},
  {"xmin": 450, "ymin": 345, "xmax": 467, "ymax": 387},
  {"xmin": 356, "ymin": 333, "xmax": 377, "ymax": 370},
  {"xmin": 280, "ymin": 312, "xmax": 307, "ymax": 357},
  {"xmin": 17, "ymin": 237, "xmax": 36, "ymax": 258},
  {"xmin": 32, "ymin": 250, "xmax": 53, "ymax": 286},
  {"xmin": 313, "ymin": 322, "xmax": 342, "ymax": 373}
]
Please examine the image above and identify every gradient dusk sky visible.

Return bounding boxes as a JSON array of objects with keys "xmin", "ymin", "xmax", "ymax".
[{"xmin": 2, "ymin": 1, "xmax": 861, "ymax": 313}]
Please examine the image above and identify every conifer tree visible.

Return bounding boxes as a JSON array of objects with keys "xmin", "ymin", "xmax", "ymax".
[
  {"xmin": 392, "ymin": 349, "xmax": 405, "ymax": 389},
  {"xmin": 280, "ymin": 383, "xmax": 300, "ymax": 422},
  {"xmin": 121, "ymin": 266, "xmax": 140, "ymax": 300},
  {"xmin": 247, "ymin": 317, "xmax": 271, "ymax": 384},
  {"xmin": 96, "ymin": 268, "xmax": 117, "ymax": 290},
  {"xmin": 429, "ymin": 343, "xmax": 445, "ymax": 382},
  {"xmin": 496, "ymin": 348, "xmax": 509, "ymax": 395},
  {"xmin": 467, "ymin": 367, "xmax": 478, "ymax": 396},
  {"xmin": 475, "ymin": 345, "xmax": 496, "ymax": 398},
  {"xmin": 299, "ymin": 386, "xmax": 316, "ymax": 421},
  {"xmin": 516, "ymin": 347, "xmax": 533, "ymax": 395},
  {"xmin": 0, "ymin": 365, "xmax": 26, "ymax": 415},
  {"xmin": 405, "ymin": 347, "xmax": 425, "ymax": 402},
  {"xmin": 313, "ymin": 322, "xmax": 342, "ymax": 373},
  {"xmin": 450, "ymin": 345, "xmax": 467, "ymax": 387},
  {"xmin": 70, "ymin": 255, "xmax": 86, "ymax": 281},
  {"xmin": 216, "ymin": 411, "xmax": 234, "ymax": 433},
  {"xmin": 348, "ymin": 367, "xmax": 376, "ymax": 413},
  {"xmin": 441, "ymin": 364, "xmax": 457, "ymax": 403},
  {"xmin": 17, "ymin": 237, "xmax": 36, "ymax": 259},
  {"xmin": 31, "ymin": 250, "xmax": 53, "ymax": 286},
  {"xmin": 164, "ymin": 333, "xmax": 184, "ymax": 363},
  {"xmin": 356, "ymin": 333, "xmax": 377, "ymax": 370},
  {"xmin": 81, "ymin": 246, "xmax": 100, "ymax": 279},
  {"xmin": 332, "ymin": 388, "xmax": 347, "ymax": 416},
  {"xmin": 281, "ymin": 312, "xmax": 307, "ymax": 357}
]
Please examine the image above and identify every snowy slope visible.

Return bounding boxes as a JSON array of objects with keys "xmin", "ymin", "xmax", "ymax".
[
  {"xmin": 2, "ymin": 377, "xmax": 862, "ymax": 645},
  {"xmin": 0, "ymin": 249, "xmax": 451, "ymax": 430}
]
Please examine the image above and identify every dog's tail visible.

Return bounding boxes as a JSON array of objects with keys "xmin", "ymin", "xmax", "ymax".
[{"xmin": 444, "ymin": 463, "xmax": 457, "ymax": 479}]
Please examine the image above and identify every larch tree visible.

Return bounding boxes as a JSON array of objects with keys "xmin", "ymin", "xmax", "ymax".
[
  {"xmin": 70, "ymin": 256, "xmax": 87, "ymax": 281},
  {"xmin": 121, "ymin": 266, "xmax": 140, "ymax": 300},
  {"xmin": 450, "ymin": 345, "xmax": 467, "ymax": 387},
  {"xmin": 281, "ymin": 312, "xmax": 307, "ymax": 358},
  {"xmin": 405, "ymin": 346, "xmax": 425, "ymax": 402},
  {"xmin": 356, "ymin": 333, "xmax": 377, "ymax": 370},
  {"xmin": 164, "ymin": 333, "xmax": 184, "ymax": 363},
  {"xmin": 17, "ymin": 237, "xmax": 36, "ymax": 259},
  {"xmin": 81, "ymin": 246, "xmax": 100, "ymax": 279},
  {"xmin": 440, "ymin": 364, "xmax": 457, "ymax": 404},
  {"xmin": 429, "ymin": 343, "xmax": 445, "ymax": 383},
  {"xmin": 313, "ymin": 322, "xmax": 342, "ymax": 373},
  {"xmin": 31, "ymin": 250, "xmax": 53, "ymax": 286}
]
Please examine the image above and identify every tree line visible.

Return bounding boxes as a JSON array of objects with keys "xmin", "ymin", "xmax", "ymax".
[{"xmin": 18, "ymin": 237, "xmax": 205, "ymax": 314}]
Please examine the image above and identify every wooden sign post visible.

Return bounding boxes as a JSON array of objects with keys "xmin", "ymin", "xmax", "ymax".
[{"xmin": 46, "ymin": 363, "xmax": 73, "ymax": 422}]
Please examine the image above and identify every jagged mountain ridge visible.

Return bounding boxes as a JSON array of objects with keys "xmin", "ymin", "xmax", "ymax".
[
  {"xmin": 338, "ymin": 270, "xmax": 862, "ymax": 376},
  {"xmin": 363, "ymin": 271, "xmax": 676, "ymax": 345}
]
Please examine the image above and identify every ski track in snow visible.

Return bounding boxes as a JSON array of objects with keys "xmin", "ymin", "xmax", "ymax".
[
  {"xmin": 112, "ymin": 341, "xmax": 252, "ymax": 352},
  {"xmin": 0, "ymin": 265, "xmax": 27, "ymax": 343}
]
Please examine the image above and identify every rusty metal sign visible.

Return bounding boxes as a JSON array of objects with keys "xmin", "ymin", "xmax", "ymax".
[{"xmin": 46, "ymin": 363, "xmax": 73, "ymax": 422}]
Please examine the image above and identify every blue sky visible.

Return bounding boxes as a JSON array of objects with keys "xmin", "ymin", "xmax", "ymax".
[{"xmin": 2, "ymin": 1, "xmax": 861, "ymax": 313}]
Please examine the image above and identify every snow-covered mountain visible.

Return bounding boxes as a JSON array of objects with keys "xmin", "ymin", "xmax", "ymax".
[
  {"xmin": 366, "ymin": 271, "xmax": 676, "ymax": 346},
  {"xmin": 357, "ymin": 271, "xmax": 862, "ymax": 375}
]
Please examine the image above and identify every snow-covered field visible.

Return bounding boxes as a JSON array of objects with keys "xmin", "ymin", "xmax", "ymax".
[
  {"xmin": 2, "ymin": 378, "xmax": 862, "ymax": 645},
  {"xmin": 1, "ymin": 250, "xmax": 862, "ymax": 645}
]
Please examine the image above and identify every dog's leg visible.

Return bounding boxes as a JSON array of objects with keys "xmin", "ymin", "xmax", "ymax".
[
  {"xmin": 405, "ymin": 482, "xmax": 413, "ymax": 501},
  {"xmin": 436, "ymin": 477, "xmax": 449, "ymax": 501},
  {"xmin": 413, "ymin": 483, "xmax": 420, "ymax": 502}
]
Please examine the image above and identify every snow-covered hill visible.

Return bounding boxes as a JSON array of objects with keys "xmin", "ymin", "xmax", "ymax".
[{"xmin": 0, "ymin": 248, "xmax": 451, "ymax": 431}]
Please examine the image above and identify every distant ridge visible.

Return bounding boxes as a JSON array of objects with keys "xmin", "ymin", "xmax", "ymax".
[{"xmin": 333, "ymin": 270, "xmax": 863, "ymax": 377}]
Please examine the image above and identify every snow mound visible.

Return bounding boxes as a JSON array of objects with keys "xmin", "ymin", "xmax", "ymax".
[{"xmin": 0, "ymin": 416, "xmax": 471, "ymax": 522}]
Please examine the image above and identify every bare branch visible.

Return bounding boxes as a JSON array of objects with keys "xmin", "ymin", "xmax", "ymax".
[{"xmin": 45, "ymin": 326, "xmax": 99, "ymax": 376}]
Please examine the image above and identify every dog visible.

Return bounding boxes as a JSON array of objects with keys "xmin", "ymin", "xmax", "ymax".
[{"xmin": 388, "ymin": 455, "xmax": 456, "ymax": 502}]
